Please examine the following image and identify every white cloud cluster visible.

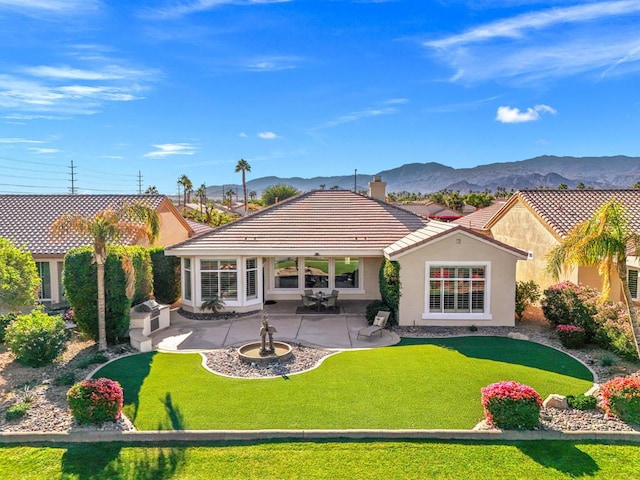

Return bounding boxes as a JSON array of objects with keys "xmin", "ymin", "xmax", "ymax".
[
  {"xmin": 496, "ymin": 104, "xmax": 556, "ymax": 123},
  {"xmin": 424, "ymin": 0, "xmax": 640, "ymax": 83},
  {"xmin": 258, "ymin": 131, "xmax": 278, "ymax": 140},
  {"xmin": 0, "ymin": 0, "xmax": 100, "ymax": 15},
  {"xmin": 148, "ymin": 0, "xmax": 291, "ymax": 19},
  {"xmin": 144, "ymin": 143, "xmax": 199, "ymax": 158}
]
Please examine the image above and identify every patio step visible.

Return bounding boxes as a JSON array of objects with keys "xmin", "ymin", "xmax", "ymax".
[{"xmin": 129, "ymin": 328, "xmax": 152, "ymax": 352}]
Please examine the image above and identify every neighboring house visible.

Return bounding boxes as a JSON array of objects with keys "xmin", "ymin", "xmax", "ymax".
[
  {"xmin": 453, "ymin": 201, "xmax": 507, "ymax": 235},
  {"xmin": 165, "ymin": 180, "xmax": 526, "ymax": 327},
  {"xmin": 0, "ymin": 194, "xmax": 194, "ymax": 306},
  {"xmin": 393, "ymin": 202, "xmax": 462, "ymax": 222},
  {"xmin": 484, "ymin": 189, "xmax": 640, "ymax": 301}
]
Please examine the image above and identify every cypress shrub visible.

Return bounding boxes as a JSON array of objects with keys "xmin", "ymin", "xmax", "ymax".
[
  {"xmin": 150, "ymin": 247, "xmax": 181, "ymax": 305},
  {"xmin": 64, "ymin": 245, "xmax": 153, "ymax": 344},
  {"xmin": 378, "ymin": 259, "xmax": 401, "ymax": 326}
]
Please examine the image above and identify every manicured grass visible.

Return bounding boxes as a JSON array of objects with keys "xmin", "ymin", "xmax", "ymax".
[
  {"xmin": 97, "ymin": 337, "xmax": 593, "ymax": 430},
  {"xmin": 1, "ymin": 441, "xmax": 639, "ymax": 479}
]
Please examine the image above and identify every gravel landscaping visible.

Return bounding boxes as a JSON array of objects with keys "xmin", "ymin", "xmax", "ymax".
[{"xmin": 1, "ymin": 307, "xmax": 639, "ymax": 434}]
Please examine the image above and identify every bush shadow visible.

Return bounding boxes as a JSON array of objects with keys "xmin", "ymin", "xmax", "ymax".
[{"xmin": 516, "ymin": 441, "xmax": 600, "ymax": 477}]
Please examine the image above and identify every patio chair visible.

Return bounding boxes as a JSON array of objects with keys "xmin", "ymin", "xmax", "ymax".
[
  {"xmin": 320, "ymin": 293, "xmax": 338, "ymax": 311},
  {"xmin": 304, "ymin": 289, "xmax": 314, "ymax": 297},
  {"xmin": 357, "ymin": 311, "xmax": 390, "ymax": 340},
  {"xmin": 301, "ymin": 294, "xmax": 317, "ymax": 310}
]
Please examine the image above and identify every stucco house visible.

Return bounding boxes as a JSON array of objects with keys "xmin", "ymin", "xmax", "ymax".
[
  {"xmin": 0, "ymin": 194, "xmax": 194, "ymax": 306},
  {"xmin": 165, "ymin": 181, "xmax": 526, "ymax": 327},
  {"xmin": 482, "ymin": 189, "xmax": 640, "ymax": 301}
]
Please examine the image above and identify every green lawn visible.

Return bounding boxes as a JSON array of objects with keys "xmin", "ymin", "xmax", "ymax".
[
  {"xmin": 97, "ymin": 337, "xmax": 593, "ymax": 430},
  {"xmin": 1, "ymin": 441, "xmax": 639, "ymax": 479}
]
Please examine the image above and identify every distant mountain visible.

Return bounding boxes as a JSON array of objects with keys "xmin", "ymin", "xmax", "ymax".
[{"xmin": 205, "ymin": 155, "xmax": 640, "ymax": 198}]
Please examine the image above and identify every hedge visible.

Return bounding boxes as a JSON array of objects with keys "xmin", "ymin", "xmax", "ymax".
[{"xmin": 150, "ymin": 247, "xmax": 181, "ymax": 305}]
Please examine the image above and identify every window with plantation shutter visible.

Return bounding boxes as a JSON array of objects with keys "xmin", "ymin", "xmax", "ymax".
[
  {"xmin": 628, "ymin": 269, "xmax": 638, "ymax": 300},
  {"xmin": 200, "ymin": 259, "xmax": 237, "ymax": 301},
  {"xmin": 246, "ymin": 258, "xmax": 258, "ymax": 300},
  {"xmin": 428, "ymin": 265, "xmax": 486, "ymax": 313},
  {"xmin": 184, "ymin": 258, "xmax": 192, "ymax": 301}
]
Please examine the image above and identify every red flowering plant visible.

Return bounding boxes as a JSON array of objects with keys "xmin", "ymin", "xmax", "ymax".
[
  {"xmin": 556, "ymin": 324, "xmax": 587, "ymax": 349},
  {"xmin": 67, "ymin": 378, "xmax": 124, "ymax": 424},
  {"xmin": 601, "ymin": 376, "xmax": 640, "ymax": 424},
  {"xmin": 481, "ymin": 381, "xmax": 542, "ymax": 430}
]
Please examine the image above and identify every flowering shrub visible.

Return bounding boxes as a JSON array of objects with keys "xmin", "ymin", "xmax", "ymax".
[
  {"xmin": 67, "ymin": 378, "xmax": 123, "ymax": 424},
  {"xmin": 556, "ymin": 324, "xmax": 587, "ymax": 349},
  {"xmin": 541, "ymin": 282, "xmax": 598, "ymax": 338},
  {"xmin": 481, "ymin": 381, "xmax": 542, "ymax": 429},
  {"xmin": 592, "ymin": 302, "xmax": 637, "ymax": 360},
  {"xmin": 601, "ymin": 376, "xmax": 640, "ymax": 423},
  {"xmin": 63, "ymin": 309, "xmax": 75, "ymax": 323},
  {"xmin": 4, "ymin": 308, "xmax": 67, "ymax": 366}
]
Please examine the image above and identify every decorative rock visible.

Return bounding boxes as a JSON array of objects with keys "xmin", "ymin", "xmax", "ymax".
[
  {"xmin": 585, "ymin": 384, "xmax": 600, "ymax": 397},
  {"xmin": 543, "ymin": 394, "xmax": 569, "ymax": 409},
  {"xmin": 507, "ymin": 332, "xmax": 530, "ymax": 341}
]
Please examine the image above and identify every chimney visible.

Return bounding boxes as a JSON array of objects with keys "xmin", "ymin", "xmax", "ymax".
[{"xmin": 368, "ymin": 176, "xmax": 387, "ymax": 201}]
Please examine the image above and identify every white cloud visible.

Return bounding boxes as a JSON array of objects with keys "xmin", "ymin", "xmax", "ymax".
[
  {"xmin": 257, "ymin": 131, "xmax": 278, "ymax": 139},
  {"xmin": 424, "ymin": 0, "xmax": 640, "ymax": 83},
  {"xmin": 313, "ymin": 106, "xmax": 397, "ymax": 130},
  {"xmin": 28, "ymin": 147, "xmax": 59, "ymax": 154},
  {"xmin": 144, "ymin": 143, "xmax": 199, "ymax": 158},
  {"xmin": 244, "ymin": 56, "xmax": 299, "ymax": 72},
  {"xmin": 24, "ymin": 65, "xmax": 144, "ymax": 81},
  {"xmin": 238, "ymin": 132, "xmax": 248, "ymax": 138},
  {"xmin": 147, "ymin": 0, "xmax": 291, "ymax": 19},
  {"xmin": 0, "ymin": 0, "xmax": 100, "ymax": 15},
  {"xmin": 496, "ymin": 104, "xmax": 557, "ymax": 123},
  {"xmin": 0, "ymin": 137, "xmax": 44, "ymax": 144}
]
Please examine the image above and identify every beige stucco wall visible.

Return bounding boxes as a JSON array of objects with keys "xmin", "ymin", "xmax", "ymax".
[
  {"xmin": 395, "ymin": 232, "xmax": 520, "ymax": 327},
  {"xmin": 490, "ymin": 200, "xmax": 622, "ymax": 301},
  {"xmin": 155, "ymin": 203, "xmax": 192, "ymax": 246}
]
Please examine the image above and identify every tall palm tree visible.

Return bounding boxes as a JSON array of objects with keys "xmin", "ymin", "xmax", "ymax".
[
  {"xmin": 51, "ymin": 202, "xmax": 159, "ymax": 351},
  {"xmin": 195, "ymin": 184, "xmax": 207, "ymax": 214},
  {"xmin": 144, "ymin": 185, "xmax": 159, "ymax": 194},
  {"xmin": 234, "ymin": 159, "xmax": 251, "ymax": 214},
  {"xmin": 546, "ymin": 198, "xmax": 640, "ymax": 358},
  {"xmin": 178, "ymin": 174, "xmax": 192, "ymax": 209}
]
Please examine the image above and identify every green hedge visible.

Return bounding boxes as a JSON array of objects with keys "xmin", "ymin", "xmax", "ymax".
[
  {"xmin": 150, "ymin": 247, "xmax": 181, "ymax": 305},
  {"xmin": 378, "ymin": 259, "xmax": 401, "ymax": 326},
  {"xmin": 64, "ymin": 245, "xmax": 153, "ymax": 344}
]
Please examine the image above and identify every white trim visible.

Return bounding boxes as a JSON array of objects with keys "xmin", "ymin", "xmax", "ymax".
[
  {"xmin": 268, "ymin": 256, "xmax": 365, "ymax": 294},
  {"xmin": 182, "ymin": 257, "xmax": 194, "ymax": 307},
  {"xmin": 422, "ymin": 261, "xmax": 492, "ymax": 320}
]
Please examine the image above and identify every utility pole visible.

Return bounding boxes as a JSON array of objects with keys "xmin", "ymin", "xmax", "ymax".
[
  {"xmin": 69, "ymin": 160, "xmax": 77, "ymax": 195},
  {"xmin": 137, "ymin": 171, "xmax": 143, "ymax": 194},
  {"xmin": 354, "ymin": 168, "xmax": 357, "ymax": 192}
]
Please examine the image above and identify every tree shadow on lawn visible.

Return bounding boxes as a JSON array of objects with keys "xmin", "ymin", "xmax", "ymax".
[
  {"xmin": 516, "ymin": 441, "xmax": 599, "ymax": 477},
  {"xmin": 397, "ymin": 336, "xmax": 593, "ymax": 381},
  {"xmin": 61, "ymin": 442, "xmax": 186, "ymax": 480},
  {"xmin": 92, "ymin": 352, "xmax": 155, "ymax": 424}
]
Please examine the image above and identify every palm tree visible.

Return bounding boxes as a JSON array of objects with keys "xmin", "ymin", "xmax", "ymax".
[
  {"xmin": 195, "ymin": 184, "xmax": 207, "ymax": 214},
  {"xmin": 235, "ymin": 159, "xmax": 251, "ymax": 214},
  {"xmin": 546, "ymin": 198, "xmax": 640, "ymax": 358},
  {"xmin": 249, "ymin": 190, "xmax": 257, "ymax": 201},
  {"xmin": 51, "ymin": 202, "xmax": 159, "ymax": 351},
  {"xmin": 178, "ymin": 174, "xmax": 192, "ymax": 208},
  {"xmin": 144, "ymin": 185, "xmax": 158, "ymax": 194}
]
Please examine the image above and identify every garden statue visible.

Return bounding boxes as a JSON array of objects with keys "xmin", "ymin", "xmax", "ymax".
[{"xmin": 259, "ymin": 312, "xmax": 277, "ymax": 355}]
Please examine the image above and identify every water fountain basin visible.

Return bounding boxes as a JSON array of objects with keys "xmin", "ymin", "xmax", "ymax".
[{"xmin": 237, "ymin": 341, "xmax": 293, "ymax": 364}]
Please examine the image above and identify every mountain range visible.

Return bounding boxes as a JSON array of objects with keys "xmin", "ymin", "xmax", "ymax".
[{"xmin": 205, "ymin": 155, "xmax": 640, "ymax": 198}]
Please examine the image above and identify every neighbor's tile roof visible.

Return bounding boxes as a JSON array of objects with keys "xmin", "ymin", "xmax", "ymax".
[
  {"xmin": 166, "ymin": 190, "xmax": 429, "ymax": 255},
  {"xmin": 393, "ymin": 202, "xmax": 461, "ymax": 219},
  {"xmin": 453, "ymin": 201, "xmax": 507, "ymax": 232},
  {"xmin": 494, "ymin": 190, "xmax": 640, "ymax": 238},
  {"xmin": 0, "ymin": 194, "xmax": 166, "ymax": 255}
]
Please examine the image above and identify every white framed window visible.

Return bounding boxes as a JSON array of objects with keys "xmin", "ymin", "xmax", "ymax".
[
  {"xmin": 246, "ymin": 258, "xmax": 258, "ymax": 300},
  {"xmin": 271, "ymin": 257, "xmax": 363, "ymax": 291},
  {"xmin": 423, "ymin": 262, "xmax": 492, "ymax": 320},
  {"xmin": 200, "ymin": 259, "xmax": 238, "ymax": 301},
  {"xmin": 628, "ymin": 269, "xmax": 639, "ymax": 300},
  {"xmin": 183, "ymin": 258, "xmax": 192, "ymax": 302}
]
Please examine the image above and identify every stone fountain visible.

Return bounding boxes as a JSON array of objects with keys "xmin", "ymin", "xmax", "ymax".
[{"xmin": 237, "ymin": 312, "xmax": 293, "ymax": 364}]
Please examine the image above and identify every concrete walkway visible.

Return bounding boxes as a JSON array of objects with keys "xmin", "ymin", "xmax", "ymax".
[{"xmin": 151, "ymin": 308, "xmax": 400, "ymax": 352}]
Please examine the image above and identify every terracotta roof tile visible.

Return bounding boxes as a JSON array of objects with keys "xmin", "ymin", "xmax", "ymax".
[
  {"xmin": 393, "ymin": 202, "xmax": 461, "ymax": 219},
  {"xmin": 453, "ymin": 201, "xmax": 507, "ymax": 231},
  {"xmin": 0, "ymin": 194, "xmax": 166, "ymax": 255},
  {"xmin": 512, "ymin": 190, "xmax": 640, "ymax": 238},
  {"xmin": 167, "ymin": 190, "xmax": 429, "ymax": 255}
]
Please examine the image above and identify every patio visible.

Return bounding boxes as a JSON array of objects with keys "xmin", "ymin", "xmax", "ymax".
[{"xmin": 151, "ymin": 301, "xmax": 399, "ymax": 352}]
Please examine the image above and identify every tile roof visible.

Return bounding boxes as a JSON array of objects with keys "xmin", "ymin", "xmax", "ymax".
[
  {"xmin": 393, "ymin": 202, "xmax": 461, "ymax": 219},
  {"xmin": 453, "ymin": 201, "xmax": 507, "ymax": 232},
  {"xmin": 184, "ymin": 218, "xmax": 215, "ymax": 236},
  {"xmin": 0, "ymin": 194, "xmax": 167, "ymax": 255},
  {"xmin": 384, "ymin": 221, "xmax": 527, "ymax": 259},
  {"xmin": 166, "ymin": 190, "xmax": 429, "ymax": 255},
  {"xmin": 487, "ymin": 190, "xmax": 640, "ymax": 238}
]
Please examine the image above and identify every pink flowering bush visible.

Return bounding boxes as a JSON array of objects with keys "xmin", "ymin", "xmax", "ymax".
[
  {"xmin": 67, "ymin": 378, "xmax": 123, "ymax": 424},
  {"xmin": 481, "ymin": 381, "xmax": 542, "ymax": 429},
  {"xmin": 593, "ymin": 302, "xmax": 636, "ymax": 360},
  {"xmin": 601, "ymin": 376, "xmax": 640, "ymax": 424},
  {"xmin": 541, "ymin": 282, "xmax": 598, "ymax": 338},
  {"xmin": 4, "ymin": 308, "xmax": 67, "ymax": 366},
  {"xmin": 556, "ymin": 324, "xmax": 586, "ymax": 349}
]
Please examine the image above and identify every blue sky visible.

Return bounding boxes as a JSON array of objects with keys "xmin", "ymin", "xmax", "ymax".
[{"xmin": 1, "ymin": 0, "xmax": 639, "ymax": 195}]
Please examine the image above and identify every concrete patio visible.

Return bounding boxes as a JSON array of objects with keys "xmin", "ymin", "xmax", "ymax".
[{"xmin": 151, "ymin": 301, "xmax": 400, "ymax": 352}]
